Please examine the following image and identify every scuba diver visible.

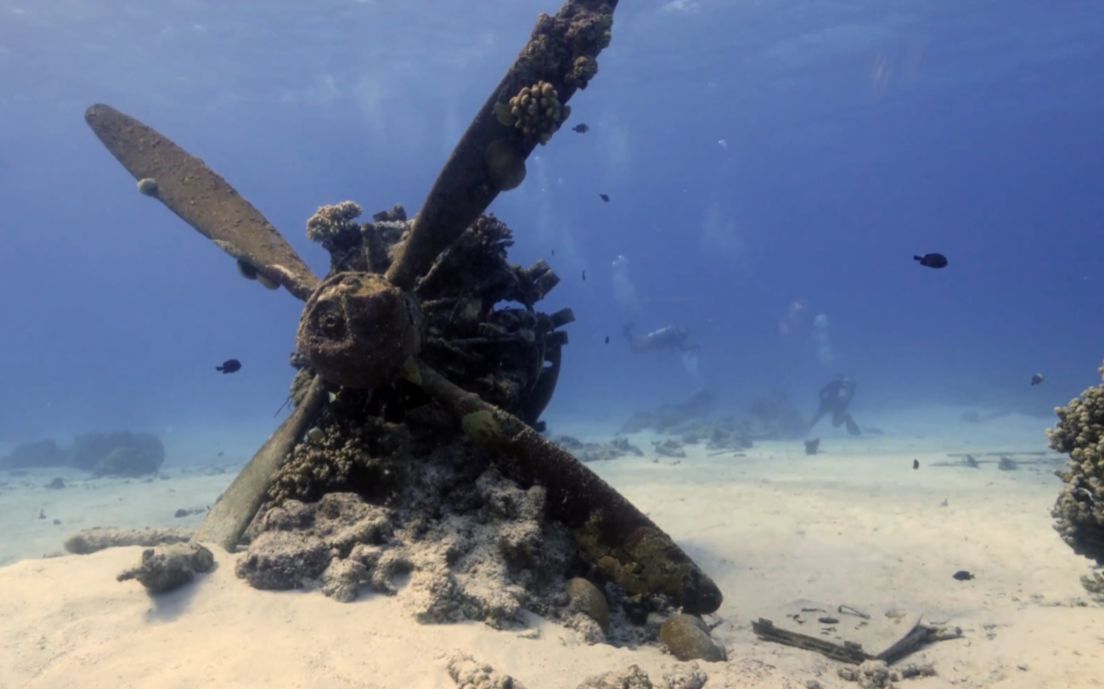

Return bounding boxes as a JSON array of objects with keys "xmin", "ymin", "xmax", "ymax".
[
  {"xmin": 808, "ymin": 376, "xmax": 861, "ymax": 436},
  {"xmin": 622, "ymin": 323, "xmax": 697, "ymax": 353}
]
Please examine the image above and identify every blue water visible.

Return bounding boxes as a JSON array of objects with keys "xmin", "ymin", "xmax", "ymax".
[{"xmin": 1, "ymin": 0, "xmax": 1102, "ymax": 457}]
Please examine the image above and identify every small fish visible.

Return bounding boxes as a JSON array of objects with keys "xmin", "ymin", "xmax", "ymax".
[
  {"xmin": 572, "ymin": 123, "xmax": 589, "ymax": 133},
  {"xmin": 216, "ymin": 358, "xmax": 242, "ymax": 374},
  {"xmin": 952, "ymin": 570, "xmax": 974, "ymax": 581},
  {"xmin": 914, "ymin": 253, "xmax": 948, "ymax": 269},
  {"xmin": 599, "ymin": 193, "xmax": 610, "ymax": 203},
  {"xmin": 1030, "ymin": 372, "xmax": 1045, "ymax": 386},
  {"xmin": 604, "ymin": 335, "xmax": 610, "ymax": 345},
  {"xmin": 582, "ymin": 269, "xmax": 587, "ymax": 281},
  {"xmin": 912, "ymin": 459, "xmax": 919, "ymax": 470}
]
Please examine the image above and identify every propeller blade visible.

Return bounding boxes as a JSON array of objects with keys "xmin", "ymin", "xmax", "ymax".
[
  {"xmin": 385, "ymin": 0, "xmax": 618, "ymax": 289},
  {"xmin": 192, "ymin": 375, "xmax": 327, "ymax": 551},
  {"xmin": 404, "ymin": 358, "xmax": 722, "ymax": 614},
  {"xmin": 84, "ymin": 103, "xmax": 320, "ymax": 301}
]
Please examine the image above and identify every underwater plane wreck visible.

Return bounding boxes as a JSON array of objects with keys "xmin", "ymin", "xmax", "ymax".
[
  {"xmin": 80, "ymin": 0, "xmax": 726, "ymax": 654},
  {"xmin": 47, "ymin": 1, "xmax": 1104, "ymax": 684}
]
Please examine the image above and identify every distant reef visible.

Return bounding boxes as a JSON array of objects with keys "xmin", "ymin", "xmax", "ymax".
[{"xmin": 0, "ymin": 431, "xmax": 165, "ymax": 477}]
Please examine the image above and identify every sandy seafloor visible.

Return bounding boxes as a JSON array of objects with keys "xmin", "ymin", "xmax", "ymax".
[{"xmin": 1, "ymin": 406, "xmax": 1101, "ymax": 689}]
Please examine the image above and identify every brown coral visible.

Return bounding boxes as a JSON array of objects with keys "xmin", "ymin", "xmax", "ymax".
[
  {"xmin": 306, "ymin": 200, "xmax": 362, "ymax": 246},
  {"xmin": 268, "ymin": 415, "xmax": 410, "ymax": 505},
  {"xmin": 564, "ymin": 10, "xmax": 613, "ymax": 57},
  {"xmin": 245, "ymin": 453, "xmax": 575, "ymax": 628},
  {"xmin": 495, "ymin": 81, "xmax": 571, "ymax": 145},
  {"xmin": 567, "ymin": 55, "xmax": 599, "ymax": 88},
  {"xmin": 1048, "ymin": 360, "xmax": 1104, "ymax": 562},
  {"xmin": 520, "ymin": 21, "xmax": 567, "ymax": 79},
  {"xmin": 305, "ymin": 201, "xmax": 366, "ymax": 270}
]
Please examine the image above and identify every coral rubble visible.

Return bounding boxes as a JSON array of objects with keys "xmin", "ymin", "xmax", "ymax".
[
  {"xmin": 243, "ymin": 453, "xmax": 575, "ymax": 627},
  {"xmin": 447, "ymin": 653, "xmax": 525, "ymax": 689},
  {"xmin": 64, "ymin": 526, "xmax": 193, "ymax": 555},
  {"xmin": 554, "ymin": 435, "xmax": 643, "ymax": 463},
  {"xmin": 117, "ymin": 542, "xmax": 215, "ymax": 594}
]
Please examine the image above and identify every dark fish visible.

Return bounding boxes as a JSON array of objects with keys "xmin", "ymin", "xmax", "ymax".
[
  {"xmin": 582, "ymin": 269, "xmax": 587, "ymax": 281},
  {"xmin": 912, "ymin": 459, "xmax": 919, "ymax": 470},
  {"xmin": 599, "ymin": 193, "xmax": 610, "ymax": 203},
  {"xmin": 572, "ymin": 123, "xmax": 589, "ymax": 133},
  {"xmin": 914, "ymin": 253, "xmax": 948, "ymax": 269},
  {"xmin": 952, "ymin": 570, "xmax": 974, "ymax": 581},
  {"xmin": 216, "ymin": 358, "xmax": 242, "ymax": 374},
  {"xmin": 804, "ymin": 438, "xmax": 820, "ymax": 455},
  {"xmin": 1030, "ymin": 372, "xmax": 1045, "ymax": 386},
  {"xmin": 604, "ymin": 335, "xmax": 610, "ymax": 345}
]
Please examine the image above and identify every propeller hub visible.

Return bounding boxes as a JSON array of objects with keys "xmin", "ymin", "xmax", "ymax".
[{"xmin": 296, "ymin": 272, "xmax": 423, "ymax": 389}]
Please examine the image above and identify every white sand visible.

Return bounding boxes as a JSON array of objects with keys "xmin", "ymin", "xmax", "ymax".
[{"xmin": 1, "ymin": 409, "xmax": 1101, "ymax": 688}]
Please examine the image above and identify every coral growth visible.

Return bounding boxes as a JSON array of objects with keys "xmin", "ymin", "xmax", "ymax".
[
  {"xmin": 573, "ymin": 664, "xmax": 708, "ymax": 689},
  {"xmin": 268, "ymin": 413, "xmax": 410, "ymax": 505},
  {"xmin": 520, "ymin": 16, "xmax": 567, "ymax": 79},
  {"xmin": 413, "ymin": 213, "xmax": 572, "ymax": 425},
  {"xmin": 306, "ymin": 200, "xmax": 362, "ymax": 245},
  {"xmin": 518, "ymin": 5, "xmax": 613, "ymax": 91},
  {"xmin": 837, "ymin": 659, "xmax": 936, "ymax": 688},
  {"xmin": 242, "ymin": 443, "xmax": 576, "ymax": 628},
  {"xmin": 1048, "ymin": 360, "xmax": 1104, "ymax": 563},
  {"xmin": 495, "ymin": 80, "xmax": 570, "ymax": 144},
  {"xmin": 305, "ymin": 201, "xmax": 365, "ymax": 270},
  {"xmin": 293, "ymin": 205, "xmax": 571, "ymax": 429},
  {"xmin": 567, "ymin": 55, "xmax": 599, "ymax": 88},
  {"xmin": 447, "ymin": 653, "xmax": 524, "ymax": 689},
  {"xmin": 564, "ymin": 10, "xmax": 613, "ymax": 58}
]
